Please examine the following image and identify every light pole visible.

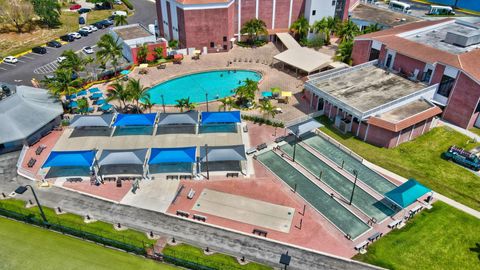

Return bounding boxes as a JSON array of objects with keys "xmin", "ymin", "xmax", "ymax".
[
  {"xmin": 292, "ymin": 131, "xmax": 299, "ymax": 162},
  {"xmin": 161, "ymin": 94, "xmax": 166, "ymax": 113},
  {"xmin": 204, "ymin": 144, "xmax": 209, "ymax": 180},
  {"xmin": 349, "ymin": 169, "xmax": 358, "ymax": 205},
  {"xmin": 15, "ymin": 185, "xmax": 48, "ymax": 223},
  {"xmin": 205, "ymin": 92, "xmax": 209, "ymax": 112}
]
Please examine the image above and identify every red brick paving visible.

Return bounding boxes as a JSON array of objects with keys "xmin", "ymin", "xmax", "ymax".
[
  {"xmin": 247, "ymin": 121, "xmax": 285, "ymax": 147},
  {"xmin": 62, "ymin": 180, "xmax": 132, "ymax": 202},
  {"xmin": 20, "ymin": 130, "xmax": 63, "ymax": 179}
]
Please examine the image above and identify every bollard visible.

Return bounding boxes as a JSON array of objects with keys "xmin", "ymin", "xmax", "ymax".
[
  {"xmin": 172, "ymin": 237, "xmax": 176, "ymax": 243},
  {"xmin": 1, "ymin": 192, "xmax": 6, "ymax": 198},
  {"xmin": 205, "ymin": 247, "xmax": 210, "ymax": 252},
  {"xmin": 341, "ymin": 160, "xmax": 345, "ymax": 169},
  {"xmin": 29, "ymin": 199, "xmax": 33, "ymax": 205},
  {"xmin": 241, "ymin": 256, "xmax": 245, "ymax": 262},
  {"xmin": 86, "ymin": 215, "xmax": 91, "ymax": 220},
  {"xmin": 117, "ymin": 223, "xmax": 121, "ymax": 228},
  {"xmin": 57, "ymin": 207, "xmax": 62, "ymax": 213},
  {"xmin": 150, "ymin": 231, "xmax": 154, "ymax": 238}
]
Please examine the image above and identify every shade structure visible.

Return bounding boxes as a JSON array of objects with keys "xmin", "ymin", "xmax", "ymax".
[
  {"xmin": 68, "ymin": 101, "xmax": 78, "ymax": 108},
  {"xmin": 96, "ymin": 99, "xmax": 107, "ymax": 105},
  {"xmin": 42, "ymin": 150, "xmax": 96, "ymax": 168},
  {"xmin": 67, "ymin": 94, "xmax": 77, "ymax": 99},
  {"xmin": 385, "ymin": 179, "xmax": 431, "ymax": 208},
  {"xmin": 149, "ymin": 147, "xmax": 196, "ymax": 164},
  {"xmin": 281, "ymin": 91, "xmax": 292, "ymax": 97},
  {"xmin": 98, "ymin": 149, "xmax": 148, "ymax": 167},
  {"xmin": 89, "ymin": 87, "xmax": 101, "ymax": 93},
  {"xmin": 100, "ymin": 104, "xmax": 113, "ymax": 111},
  {"xmin": 70, "ymin": 114, "xmax": 114, "ymax": 128},
  {"xmin": 158, "ymin": 111, "xmax": 199, "ymax": 125},
  {"xmin": 113, "ymin": 113, "xmax": 157, "ymax": 126},
  {"xmin": 288, "ymin": 119, "xmax": 322, "ymax": 136},
  {"xmin": 120, "ymin": 70, "xmax": 130, "ymax": 75},
  {"xmin": 201, "ymin": 111, "xmax": 241, "ymax": 124},
  {"xmin": 261, "ymin": 91, "xmax": 272, "ymax": 97},
  {"xmin": 200, "ymin": 145, "xmax": 246, "ymax": 162},
  {"xmin": 91, "ymin": 93, "xmax": 103, "ymax": 99},
  {"xmin": 273, "ymin": 47, "xmax": 332, "ymax": 73},
  {"xmin": 77, "ymin": 90, "xmax": 87, "ymax": 96}
]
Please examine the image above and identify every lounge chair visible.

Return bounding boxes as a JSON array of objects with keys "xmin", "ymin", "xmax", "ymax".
[{"xmin": 27, "ymin": 158, "xmax": 36, "ymax": 168}]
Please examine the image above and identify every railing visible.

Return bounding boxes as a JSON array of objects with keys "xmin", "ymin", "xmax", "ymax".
[
  {"xmin": 285, "ymin": 111, "xmax": 324, "ymax": 127},
  {"xmin": 16, "ymin": 145, "xmax": 29, "ymax": 168},
  {"xmin": 307, "ymin": 60, "xmax": 378, "ymax": 84},
  {"xmin": 314, "ymin": 129, "xmax": 364, "ymax": 162}
]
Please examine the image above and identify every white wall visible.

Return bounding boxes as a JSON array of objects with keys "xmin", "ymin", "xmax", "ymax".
[{"xmin": 305, "ymin": 0, "xmax": 337, "ymax": 39}]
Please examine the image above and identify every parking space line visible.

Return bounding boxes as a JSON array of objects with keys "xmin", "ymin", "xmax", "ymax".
[
  {"xmin": 22, "ymin": 55, "xmax": 35, "ymax": 59},
  {"xmin": 3, "ymin": 62, "xmax": 16, "ymax": 66},
  {"xmin": 0, "ymin": 67, "xmax": 7, "ymax": 71},
  {"xmin": 17, "ymin": 60, "xmax": 26, "ymax": 63}
]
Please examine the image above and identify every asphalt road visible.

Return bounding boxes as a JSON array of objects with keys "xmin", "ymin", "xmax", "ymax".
[{"xmin": 0, "ymin": 0, "xmax": 157, "ymax": 85}]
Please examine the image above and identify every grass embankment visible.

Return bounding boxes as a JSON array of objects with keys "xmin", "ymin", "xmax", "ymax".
[
  {"xmin": 163, "ymin": 243, "xmax": 273, "ymax": 270},
  {"xmin": 354, "ymin": 202, "xmax": 480, "ymax": 270},
  {"xmin": 316, "ymin": 116, "xmax": 480, "ymax": 211},
  {"xmin": 0, "ymin": 217, "xmax": 178, "ymax": 270}
]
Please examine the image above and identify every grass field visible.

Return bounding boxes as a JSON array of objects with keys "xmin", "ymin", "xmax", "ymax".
[
  {"xmin": 163, "ymin": 244, "xmax": 273, "ymax": 270},
  {"xmin": 355, "ymin": 202, "xmax": 480, "ymax": 270},
  {"xmin": 0, "ymin": 217, "xmax": 178, "ymax": 270},
  {"xmin": 316, "ymin": 116, "xmax": 480, "ymax": 211}
]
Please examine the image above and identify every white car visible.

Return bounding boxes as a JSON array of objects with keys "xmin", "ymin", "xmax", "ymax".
[
  {"xmin": 89, "ymin": 25, "xmax": 98, "ymax": 32},
  {"xmin": 114, "ymin": 0, "xmax": 123, "ymax": 4},
  {"xmin": 112, "ymin": 10, "xmax": 127, "ymax": 17},
  {"xmin": 80, "ymin": 26, "xmax": 92, "ymax": 33},
  {"xmin": 82, "ymin": 46, "xmax": 94, "ymax": 54},
  {"xmin": 57, "ymin": 56, "xmax": 67, "ymax": 63},
  {"xmin": 3, "ymin": 56, "xmax": 18, "ymax": 64},
  {"xmin": 69, "ymin": 32, "xmax": 81, "ymax": 39}
]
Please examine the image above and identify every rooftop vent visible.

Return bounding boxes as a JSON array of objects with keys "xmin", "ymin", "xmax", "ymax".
[{"xmin": 444, "ymin": 30, "xmax": 480, "ymax": 47}]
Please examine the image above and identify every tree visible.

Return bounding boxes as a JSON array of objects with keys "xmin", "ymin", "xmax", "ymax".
[
  {"xmin": 233, "ymin": 79, "xmax": 258, "ymax": 105},
  {"xmin": 114, "ymin": 15, "xmax": 128, "ymax": 26},
  {"xmin": 136, "ymin": 43, "xmax": 149, "ymax": 64},
  {"xmin": 362, "ymin": 23, "xmax": 381, "ymax": 34},
  {"xmin": 59, "ymin": 50, "xmax": 85, "ymax": 73},
  {"xmin": 240, "ymin": 18, "xmax": 267, "ymax": 44},
  {"xmin": 218, "ymin": 97, "xmax": 234, "ymax": 111},
  {"xmin": 45, "ymin": 68, "xmax": 82, "ymax": 104},
  {"xmin": 312, "ymin": 16, "xmax": 338, "ymax": 45},
  {"xmin": 83, "ymin": 56, "xmax": 96, "ymax": 80},
  {"xmin": 77, "ymin": 97, "xmax": 89, "ymax": 115},
  {"xmin": 126, "ymin": 78, "xmax": 148, "ymax": 111},
  {"xmin": 0, "ymin": 0, "xmax": 34, "ymax": 33},
  {"xmin": 30, "ymin": 0, "xmax": 61, "ymax": 28},
  {"xmin": 337, "ymin": 20, "xmax": 360, "ymax": 43},
  {"xmin": 290, "ymin": 16, "xmax": 310, "ymax": 41},
  {"xmin": 335, "ymin": 40, "xmax": 354, "ymax": 65},
  {"xmin": 175, "ymin": 98, "xmax": 187, "ymax": 112},
  {"xmin": 168, "ymin": 39, "xmax": 178, "ymax": 49},
  {"xmin": 258, "ymin": 99, "xmax": 277, "ymax": 119},
  {"xmin": 107, "ymin": 81, "xmax": 130, "ymax": 111},
  {"xmin": 141, "ymin": 93, "xmax": 154, "ymax": 113},
  {"xmin": 96, "ymin": 34, "xmax": 123, "ymax": 75},
  {"xmin": 154, "ymin": 47, "xmax": 164, "ymax": 61}
]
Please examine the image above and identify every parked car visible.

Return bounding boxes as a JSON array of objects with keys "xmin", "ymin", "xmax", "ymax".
[
  {"xmin": 89, "ymin": 25, "xmax": 98, "ymax": 32},
  {"xmin": 77, "ymin": 8, "xmax": 91, "ymax": 14},
  {"xmin": 69, "ymin": 32, "xmax": 82, "ymax": 39},
  {"xmin": 100, "ymin": 19, "xmax": 113, "ymax": 27},
  {"xmin": 112, "ymin": 10, "xmax": 127, "ymax": 17},
  {"xmin": 80, "ymin": 26, "xmax": 93, "ymax": 33},
  {"xmin": 93, "ymin": 22, "xmax": 104, "ymax": 29},
  {"xmin": 46, "ymin": 40, "xmax": 62, "ymax": 48},
  {"xmin": 83, "ymin": 46, "xmax": 94, "ymax": 54},
  {"xmin": 95, "ymin": 3, "xmax": 112, "ymax": 10},
  {"xmin": 70, "ymin": 4, "xmax": 81, "ymax": 10},
  {"xmin": 114, "ymin": 0, "xmax": 123, "ymax": 4},
  {"xmin": 79, "ymin": 16, "xmax": 86, "ymax": 25},
  {"xmin": 3, "ymin": 56, "xmax": 18, "ymax": 64},
  {"xmin": 32, "ymin": 46, "xmax": 47, "ymax": 54},
  {"xmin": 57, "ymin": 56, "xmax": 67, "ymax": 63},
  {"xmin": 78, "ymin": 30, "xmax": 89, "ymax": 37},
  {"xmin": 60, "ymin": 34, "xmax": 75, "ymax": 42}
]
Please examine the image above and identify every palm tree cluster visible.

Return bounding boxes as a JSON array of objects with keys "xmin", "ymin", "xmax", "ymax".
[
  {"xmin": 240, "ymin": 18, "xmax": 268, "ymax": 45},
  {"xmin": 257, "ymin": 99, "xmax": 278, "ymax": 120},
  {"xmin": 233, "ymin": 78, "xmax": 259, "ymax": 106},
  {"xmin": 107, "ymin": 78, "xmax": 152, "ymax": 113},
  {"xmin": 174, "ymin": 97, "xmax": 196, "ymax": 112},
  {"xmin": 96, "ymin": 34, "xmax": 123, "ymax": 76},
  {"xmin": 218, "ymin": 97, "xmax": 235, "ymax": 111}
]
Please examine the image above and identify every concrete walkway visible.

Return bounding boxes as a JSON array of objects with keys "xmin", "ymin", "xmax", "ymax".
[{"xmin": 363, "ymin": 160, "xmax": 480, "ymax": 219}]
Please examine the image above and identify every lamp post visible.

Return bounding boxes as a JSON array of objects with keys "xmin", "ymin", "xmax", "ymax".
[
  {"xmin": 349, "ymin": 169, "xmax": 358, "ymax": 205},
  {"xmin": 204, "ymin": 144, "xmax": 209, "ymax": 180},
  {"xmin": 292, "ymin": 131, "xmax": 299, "ymax": 162},
  {"xmin": 15, "ymin": 185, "xmax": 48, "ymax": 223},
  {"xmin": 205, "ymin": 92, "xmax": 209, "ymax": 112},
  {"xmin": 161, "ymin": 94, "xmax": 166, "ymax": 113}
]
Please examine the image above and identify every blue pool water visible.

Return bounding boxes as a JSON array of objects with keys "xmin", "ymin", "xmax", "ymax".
[{"xmin": 146, "ymin": 70, "xmax": 262, "ymax": 105}]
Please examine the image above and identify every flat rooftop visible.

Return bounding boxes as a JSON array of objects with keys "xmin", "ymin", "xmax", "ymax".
[
  {"xmin": 403, "ymin": 20, "xmax": 480, "ymax": 54},
  {"xmin": 376, "ymin": 99, "xmax": 433, "ymax": 122},
  {"xmin": 113, "ymin": 24, "xmax": 153, "ymax": 40},
  {"xmin": 310, "ymin": 65, "xmax": 427, "ymax": 113},
  {"xmin": 351, "ymin": 4, "xmax": 420, "ymax": 27}
]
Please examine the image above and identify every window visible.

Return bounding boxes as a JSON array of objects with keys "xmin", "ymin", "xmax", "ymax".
[
  {"xmin": 385, "ymin": 54, "xmax": 393, "ymax": 68},
  {"xmin": 223, "ymin": 45, "xmax": 228, "ymax": 50},
  {"xmin": 475, "ymin": 99, "xmax": 480, "ymax": 113},
  {"xmin": 223, "ymin": 36, "xmax": 227, "ymax": 42},
  {"xmin": 312, "ymin": 10, "xmax": 316, "ymax": 16},
  {"xmin": 210, "ymin": 42, "xmax": 214, "ymax": 48},
  {"xmin": 332, "ymin": 1, "xmax": 336, "ymax": 6},
  {"xmin": 422, "ymin": 69, "xmax": 433, "ymax": 83},
  {"xmin": 437, "ymin": 75, "xmax": 456, "ymax": 98},
  {"xmin": 368, "ymin": 48, "xmax": 380, "ymax": 61}
]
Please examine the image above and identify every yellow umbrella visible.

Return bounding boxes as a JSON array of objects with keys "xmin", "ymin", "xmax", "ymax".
[
  {"xmin": 281, "ymin": 91, "xmax": 292, "ymax": 97},
  {"xmin": 139, "ymin": 63, "xmax": 149, "ymax": 68},
  {"xmin": 194, "ymin": 50, "xmax": 201, "ymax": 55}
]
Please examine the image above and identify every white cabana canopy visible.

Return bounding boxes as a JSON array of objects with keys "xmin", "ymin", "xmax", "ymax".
[
  {"xmin": 98, "ymin": 149, "xmax": 148, "ymax": 166},
  {"xmin": 275, "ymin": 33, "xmax": 301, "ymax": 49},
  {"xmin": 70, "ymin": 114, "xmax": 115, "ymax": 128},
  {"xmin": 274, "ymin": 48, "xmax": 332, "ymax": 73},
  {"xmin": 158, "ymin": 111, "xmax": 199, "ymax": 125},
  {"xmin": 200, "ymin": 145, "xmax": 246, "ymax": 162}
]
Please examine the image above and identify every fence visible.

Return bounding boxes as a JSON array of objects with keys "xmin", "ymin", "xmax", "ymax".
[{"xmin": 314, "ymin": 129, "xmax": 364, "ymax": 163}]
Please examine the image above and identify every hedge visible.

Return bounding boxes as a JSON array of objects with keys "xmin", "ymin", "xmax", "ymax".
[{"xmin": 122, "ymin": 0, "xmax": 134, "ymax": 10}]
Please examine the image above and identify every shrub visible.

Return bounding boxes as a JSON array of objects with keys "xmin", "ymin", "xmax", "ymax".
[{"xmin": 241, "ymin": 114, "xmax": 284, "ymax": 128}]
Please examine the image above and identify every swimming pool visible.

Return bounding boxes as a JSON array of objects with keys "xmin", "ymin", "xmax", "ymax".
[{"xmin": 146, "ymin": 70, "xmax": 262, "ymax": 105}]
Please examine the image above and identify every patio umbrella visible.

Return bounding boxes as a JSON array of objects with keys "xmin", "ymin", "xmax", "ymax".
[
  {"xmin": 120, "ymin": 70, "xmax": 130, "ymax": 75},
  {"xmin": 100, "ymin": 104, "xmax": 113, "ymax": 111},
  {"xmin": 67, "ymin": 93, "xmax": 77, "ymax": 99},
  {"xmin": 261, "ymin": 91, "xmax": 273, "ymax": 98},
  {"xmin": 68, "ymin": 101, "xmax": 78, "ymax": 108},
  {"xmin": 91, "ymin": 93, "xmax": 103, "ymax": 99},
  {"xmin": 77, "ymin": 90, "xmax": 87, "ymax": 96},
  {"xmin": 89, "ymin": 87, "xmax": 101, "ymax": 93},
  {"xmin": 96, "ymin": 99, "xmax": 107, "ymax": 105},
  {"xmin": 281, "ymin": 91, "xmax": 292, "ymax": 97}
]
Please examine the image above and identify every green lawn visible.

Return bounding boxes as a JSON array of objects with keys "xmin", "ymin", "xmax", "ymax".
[
  {"xmin": 0, "ymin": 198, "xmax": 155, "ymax": 249},
  {"xmin": 163, "ymin": 244, "xmax": 272, "ymax": 270},
  {"xmin": 469, "ymin": 127, "xmax": 480, "ymax": 137},
  {"xmin": 0, "ymin": 217, "xmax": 178, "ymax": 270},
  {"xmin": 316, "ymin": 116, "xmax": 480, "ymax": 211},
  {"xmin": 355, "ymin": 202, "xmax": 480, "ymax": 270}
]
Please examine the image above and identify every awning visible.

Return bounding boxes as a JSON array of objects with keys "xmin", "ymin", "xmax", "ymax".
[
  {"xmin": 275, "ymin": 33, "xmax": 301, "ymax": 49},
  {"xmin": 77, "ymin": 90, "xmax": 87, "ymax": 96},
  {"xmin": 385, "ymin": 179, "xmax": 431, "ymax": 208},
  {"xmin": 91, "ymin": 93, "xmax": 103, "ymax": 99},
  {"xmin": 274, "ymin": 47, "xmax": 332, "ymax": 73},
  {"xmin": 42, "ymin": 150, "xmax": 96, "ymax": 168},
  {"xmin": 262, "ymin": 91, "xmax": 272, "ymax": 97},
  {"xmin": 98, "ymin": 149, "xmax": 148, "ymax": 167},
  {"xmin": 113, "ymin": 113, "xmax": 157, "ymax": 126},
  {"xmin": 120, "ymin": 70, "xmax": 130, "ymax": 75},
  {"xmin": 288, "ymin": 119, "xmax": 322, "ymax": 136},
  {"xmin": 89, "ymin": 87, "xmax": 100, "ymax": 93},
  {"xmin": 201, "ymin": 111, "xmax": 241, "ymax": 124},
  {"xmin": 96, "ymin": 99, "xmax": 107, "ymax": 105},
  {"xmin": 149, "ymin": 147, "xmax": 196, "ymax": 164},
  {"xmin": 200, "ymin": 145, "xmax": 246, "ymax": 162},
  {"xmin": 174, "ymin": 54, "xmax": 183, "ymax": 60},
  {"xmin": 70, "ymin": 114, "xmax": 114, "ymax": 128},
  {"xmin": 100, "ymin": 104, "xmax": 113, "ymax": 111},
  {"xmin": 281, "ymin": 91, "xmax": 292, "ymax": 97},
  {"xmin": 158, "ymin": 111, "xmax": 199, "ymax": 125}
]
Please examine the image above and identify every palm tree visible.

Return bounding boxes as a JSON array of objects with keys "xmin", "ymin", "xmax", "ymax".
[
  {"xmin": 335, "ymin": 40, "xmax": 354, "ymax": 65},
  {"xmin": 290, "ymin": 16, "xmax": 310, "ymax": 41},
  {"xmin": 175, "ymin": 98, "xmax": 187, "ymax": 112},
  {"xmin": 312, "ymin": 16, "xmax": 338, "ymax": 45},
  {"xmin": 136, "ymin": 43, "xmax": 149, "ymax": 64},
  {"xmin": 114, "ymin": 15, "xmax": 128, "ymax": 26},
  {"xmin": 45, "ymin": 68, "xmax": 82, "ymax": 103},
  {"xmin": 77, "ymin": 97, "xmax": 89, "ymax": 115},
  {"xmin": 83, "ymin": 56, "xmax": 95, "ymax": 80},
  {"xmin": 126, "ymin": 78, "xmax": 148, "ymax": 110},
  {"xmin": 240, "ymin": 18, "xmax": 267, "ymax": 44},
  {"xmin": 362, "ymin": 23, "xmax": 381, "ymax": 34},
  {"xmin": 59, "ymin": 50, "xmax": 85, "ymax": 73},
  {"xmin": 96, "ymin": 34, "xmax": 123, "ymax": 76},
  {"xmin": 154, "ymin": 47, "xmax": 164, "ymax": 61},
  {"xmin": 233, "ymin": 78, "xmax": 258, "ymax": 105},
  {"xmin": 141, "ymin": 93, "xmax": 154, "ymax": 113},
  {"xmin": 218, "ymin": 97, "xmax": 234, "ymax": 111},
  {"xmin": 258, "ymin": 99, "xmax": 277, "ymax": 119},
  {"xmin": 337, "ymin": 20, "xmax": 360, "ymax": 43},
  {"xmin": 183, "ymin": 97, "xmax": 196, "ymax": 111},
  {"xmin": 107, "ymin": 81, "xmax": 130, "ymax": 111},
  {"xmin": 168, "ymin": 39, "xmax": 179, "ymax": 49}
]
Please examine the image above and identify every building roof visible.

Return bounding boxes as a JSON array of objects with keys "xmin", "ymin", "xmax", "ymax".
[
  {"xmin": 149, "ymin": 147, "xmax": 197, "ymax": 164},
  {"xmin": 356, "ymin": 18, "xmax": 480, "ymax": 81},
  {"xmin": 367, "ymin": 99, "xmax": 442, "ymax": 132},
  {"xmin": 385, "ymin": 179, "xmax": 431, "ymax": 208},
  {"xmin": 351, "ymin": 3, "xmax": 420, "ymax": 28},
  {"xmin": 70, "ymin": 114, "xmax": 115, "ymax": 128},
  {"xmin": 274, "ymin": 47, "xmax": 332, "ymax": 73},
  {"xmin": 0, "ymin": 85, "xmax": 63, "ymax": 144},
  {"xmin": 275, "ymin": 33, "xmax": 301, "ymax": 49},
  {"xmin": 112, "ymin": 24, "xmax": 153, "ymax": 41}
]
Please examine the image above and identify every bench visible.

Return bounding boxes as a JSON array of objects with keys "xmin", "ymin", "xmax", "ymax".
[
  {"xmin": 252, "ymin": 229, "xmax": 268, "ymax": 237},
  {"xmin": 388, "ymin": 219, "xmax": 402, "ymax": 229},
  {"xmin": 354, "ymin": 240, "xmax": 369, "ymax": 251},
  {"xmin": 187, "ymin": 188, "xmax": 195, "ymax": 199},
  {"xmin": 27, "ymin": 158, "xmax": 36, "ymax": 168},
  {"xmin": 66, "ymin": 177, "xmax": 83, "ymax": 183},
  {"xmin": 103, "ymin": 177, "xmax": 116, "ymax": 182},
  {"xmin": 35, "ymin": 145, "xmax": 46, "ymax": 155},
  {"xmin": 176, "ymin": 210, "xmax": 190, "ymax": 218},
  {"xmin": 179, "ymin": 175, "xmax": 192, "ymax": 180},
  {"xmin": 256, "ymin": 143, "xmax": 267, "ymax": 151},
  {"xmin": 367, "ymin": 232, "xmax": 383, "ymax": 242},
  {"xmin": 193, "ymin": 214, "xmax": 207, "ymax": 222},
  {"xmin": 409, "ymin": 205, "xmax": 422, "ymax": 215},
  {"xmin": 243, "ymin": 125, "xmax": 248, "ymax": 133},
  {"xmin": 246, "ymin": 148, "xmax": 257, "ymax": 155},
  {"xmin": 274, "ymin": 136, "xmax": 286, "ymax": 143},
  {"xmin": 226, "ymin": 172, "xmax": 239, "ymax": 178}
]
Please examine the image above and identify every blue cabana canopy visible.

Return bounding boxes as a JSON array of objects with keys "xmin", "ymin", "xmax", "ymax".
[
  {"xmin": 385, "ymin": 179, "xmax": 431, "ymax": 208},
  {"xmin": 100, "ymin": 104, "xmax": 113, "ymax": 111},
  {"xmin": 42, "ymin": 150, "xmax": 96, "ymax": 168},
  {"xmin": 120, "ymin": 70, "xmax": 130, "ymax": 75},
  {"xmin": 77, "ymin": 90, "xmax": 87, "ymax": 96},
  {"xmin": 89, "ymin": 87, "xmax": 100, "ymax": 93},
  {"xmin": 201, "ymin": 111, "xmax": 241, "ymax": 124},
  {"xmin": 149, "ymin": 147, "xmax": 196, "ymax": 164},
  {"xmin": 67, "ymin": 94, "xmax": 77, "ymax": 99},
  {"xmin": 261, "ymin": 91, "xmax": 272, "ymax": 97},
  {"xmin": 68, "ymin": 101, "xmax": 78, "ymax": 108},
  {"xmin": 113, "ymin": 113, "xmax": 157, "ymax": 126},
  {"xmin": 96, "ymin": 99, "xmax": 107, "ymax": 105},
  {"xmin": 91, "ymin": 93, "xmax": 103, "ymax": 99}
]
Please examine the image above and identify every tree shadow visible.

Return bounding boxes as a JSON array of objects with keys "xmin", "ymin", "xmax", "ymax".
[{"xmin": 469, "ymin": 243, "xmax": 480, "ymax": 260}]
